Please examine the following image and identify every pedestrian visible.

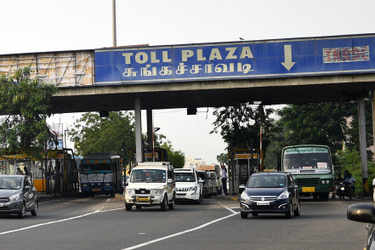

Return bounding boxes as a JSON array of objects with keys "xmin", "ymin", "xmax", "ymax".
[{"xmin": 221, "ymin": 165, "xmax": 228, "ymax": 195}]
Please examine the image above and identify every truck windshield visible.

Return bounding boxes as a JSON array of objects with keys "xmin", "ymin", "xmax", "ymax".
[
  {"xmin": 175, "ymin": 173, "xmax": 195, "ymax": 182},
  {"xmin": 247, "ymin": 175, "xmax": 286, "ymax": 188},
  {"xmin": 80, "ymin": 163, "xmax": 111, "ymax": 171},
  {"xmin": 130, "ymin": 169, "xmax": 166, "ymax": 183}
]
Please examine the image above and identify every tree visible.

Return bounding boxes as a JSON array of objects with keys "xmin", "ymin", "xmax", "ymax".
[
  {"xmin": 68, "ymin": 112, "xmax": 135, "ymax": 165},
  {"xmin": 217, "ymin": 152, "xmax": 229, "ymax": 166},
  {"xmin": 211, "ymin": 103, "xmax": 275, "ymax": 158},
  {"xmin": 161, "ymin": 141, "xmax": 185, "ymax": 168},
  {"xmin": 0, "ymin": 68, "xmax": 57, "ymax": 158}
]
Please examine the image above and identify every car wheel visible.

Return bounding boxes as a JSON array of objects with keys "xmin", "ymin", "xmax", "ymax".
[
  {"xmin": 160, "ymin": 195, "xmax": 168, "ymax": 211},
  {"xmin": 18, "ymin": 203, "xmax": 26, "ymax": 218},
  {"xmin": 252, "ymin": 212, "xmax": 258, "ymax": 217},
  {"xmin": 136, "ymin": 205, "xmax": 142, "ymax": 210},
  {"xmin": 286, "ymin": 203, "xmax": 294, "ymax": 218},
  {"xmin": 125, "ymin": 202, "xmax": 132, "ymax": 211},
  {"xmin": 240, "ymin": 212, "xmax": 248, "ymax": 219},
  {"xmin": 31, "ymin": 202, "xmax": 38, "ymax": 216}
]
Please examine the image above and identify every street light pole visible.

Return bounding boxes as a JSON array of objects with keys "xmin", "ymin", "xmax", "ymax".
[{"xmin": 112, "ymin": 0, "xmax": 117, "ymax": 47}]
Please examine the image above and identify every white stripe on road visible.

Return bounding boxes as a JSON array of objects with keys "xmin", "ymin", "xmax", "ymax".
[
  {"xmin": 0, "ymin": 210, "xmax": 100, "ymax": 236},
  {"xmin": 122, "ymin": 211, "xmax": 239, "ymax": 250},
  {"xmin": 217, "ymin": 202, "xmax": 238, "ymax": 214}
]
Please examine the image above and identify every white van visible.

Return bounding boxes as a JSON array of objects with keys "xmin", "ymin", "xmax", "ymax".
[
  {"xmin": 124, "ymin": 162, "xmax": 175, "ymax": 211},
  {"xmin": 174, "ymin": 168, "xmax": 203, "ymax": 203}
]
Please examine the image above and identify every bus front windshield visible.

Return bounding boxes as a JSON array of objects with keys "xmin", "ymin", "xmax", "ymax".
[{"xmin": 283, "ymin": 147, "xmax": 332, "ymax": 170}]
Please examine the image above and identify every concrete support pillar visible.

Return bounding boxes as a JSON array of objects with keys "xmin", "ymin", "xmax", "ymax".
[
  {"xmin": 135, "ymin": 98, "xmax": 143, "ymax": 163},
  {"xmin": 372, "ymin": 91, "xmax": 375, "ymax": 154},
  {"xmin": 146, "ymin": 109, "xmax": 153, "ymax": 149},
  {"xmin": 358, "ymin": 99, "xmax": 369, "ymax": 195}
]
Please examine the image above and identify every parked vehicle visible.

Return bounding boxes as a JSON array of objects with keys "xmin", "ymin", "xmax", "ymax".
[
  {"xmin": 239, "ymin": 172, "xmax": 301, "ymax": 219},
  {"xmin": 79, "ymin": 153, "xmax": 123, "ymax": 197},
  {"xmin": 174, "ymin": 168, "xmax": 203, "ymax": 203},
  {"xmin": 124, "ymin": 162, "xmax": 175, "ymax": 211},
  {"xmin": 0, "ymin": 175, "xmax": 38, "ymax": 218},
  {"xmin": 196, "ymin": 170, "xmax": 209, "ymax": 197}
]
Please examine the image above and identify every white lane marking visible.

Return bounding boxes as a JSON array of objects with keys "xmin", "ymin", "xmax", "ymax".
[
  {"xmin": 217, "ymin": 202, "xmax": 238, "ymax": 214},
  {"xmin": 98, "ymin": 207, "xmax": 124, "ymax": 213},
  {"xmin": 230, "ymin": 206, "xmax": 240, "ymax": 210},
  {"xmin": 0, "ymin": 210, "xmax": 100, "ymax": 236},
  {"xmin": 122, "ymin": 212, "xmax": 239, "ymax": 250}
]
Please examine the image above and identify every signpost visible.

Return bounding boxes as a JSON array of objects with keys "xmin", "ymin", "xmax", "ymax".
[{"xmin": 95, "ymin": 34, "xmax": 375, "ymax": 85}]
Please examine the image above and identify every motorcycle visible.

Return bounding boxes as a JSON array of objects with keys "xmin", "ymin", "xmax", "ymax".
[{"xmin": 336, "ymin": 181, "xmax": 353, "ymax": 200}]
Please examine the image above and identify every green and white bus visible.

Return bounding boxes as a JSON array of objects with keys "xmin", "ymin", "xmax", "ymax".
[{"xmin": 281, "ymin": 145, "xmax": 334, "ymax": 200}]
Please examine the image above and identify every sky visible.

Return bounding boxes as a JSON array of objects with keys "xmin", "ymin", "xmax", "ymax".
[{"xmin": 1, "ymin": 0, "xmax": 375, "ymax": 164}]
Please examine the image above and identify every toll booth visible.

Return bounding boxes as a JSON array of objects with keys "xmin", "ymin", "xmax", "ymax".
[{"xmin": 230, "ymin": 148, "xmax": 259, "ymax": 194}]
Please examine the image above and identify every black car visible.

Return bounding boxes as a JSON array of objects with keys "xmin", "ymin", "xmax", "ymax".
[
  {"xmin": 347, "ymin": 203, "xmax": 375, "ymax": 250},
  {"xmin": 0, "ymin": 175, "xmax": 38, "ymax": 218},
  {"xmin": 239, "ymin": 172, "xmax": 301, "ymax": 218}
]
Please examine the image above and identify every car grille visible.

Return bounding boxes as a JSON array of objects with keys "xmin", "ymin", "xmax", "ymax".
[
  {"xmin": 135, "ymin": 189, "xmax": 150, "ymax": 194},
  {"xmin": 249, "ymin": 196, "xmax": 277, "ymax": 202},
  {"xmin": 295, "ymin": 178, "xmax": 320, "ymax": 186},
  {"xmin": 0, "ymin": 198, "xmax": 9, "ymax": 203}
]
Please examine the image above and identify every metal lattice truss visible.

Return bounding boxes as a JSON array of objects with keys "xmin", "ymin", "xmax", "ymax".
[{"xmin": 0, "ymin": 50, "xmax": 94, "ymax": 87}]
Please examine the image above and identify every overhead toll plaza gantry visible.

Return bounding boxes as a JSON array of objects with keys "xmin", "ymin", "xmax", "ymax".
[{"xmin": 1, "ymin": 34, "xmax": 375, "ymax": 187}]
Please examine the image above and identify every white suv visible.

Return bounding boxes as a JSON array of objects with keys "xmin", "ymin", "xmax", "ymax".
[
  {"xmin": 124, "ymin": 162, "xmax": 175, "ymax": 211},
  {"xmin": 174, "ymin": 168, "xmax": 203, "ymax": 204}
]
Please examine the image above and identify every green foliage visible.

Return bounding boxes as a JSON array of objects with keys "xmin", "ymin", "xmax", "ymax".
[
  {"xmin": 0, "ymin": 68, "xmax": 57, "ymax": 158},
  {"xmin": 212, "ymin": 103, "xmax": 274, "ymax": 153},
  {"xmin": 161, "ymin": 142, "xmax": 185, "ymax": 168},
  {"xmin": 336, "ymin": 149, "xmax": 375, "ymax": 195},
  {"xmin": 217, "ymin": 153, "xmax": 229, "ymax": 166},
  {"xmin": 68, "ymin": 112, "xmax": 135, "ymax": 165}
]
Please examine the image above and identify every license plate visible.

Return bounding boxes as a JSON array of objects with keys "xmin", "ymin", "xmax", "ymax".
[
  {"xmin": 136, "ymin": 197, "xmax": 150, "ymax": 202},
  {"xmin": 302, "ymin": 187, "xmax": 315, "ymax": 193},
  {"xmin": 92, "ymin": 188, "xmax": 101, "ymax": 192},
  {"xmin": 256, "ymin": 201, "xmax": 270, "ymax": 206}
]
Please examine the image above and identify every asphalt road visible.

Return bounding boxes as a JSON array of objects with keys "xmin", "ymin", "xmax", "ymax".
[{"xmin": 0, "ymin": 196, "xmax": 367, "ymax": 250}]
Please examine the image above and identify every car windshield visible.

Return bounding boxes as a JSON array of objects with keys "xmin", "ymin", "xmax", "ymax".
[
  {"xmin": 247, "ymin": 175, "xmax": 286, "ymax": 188},
  {"xmin": 130, "ymin": 169, "xmax": 166, "ymax": 183},
  {"xmin": 0, "ymin": 176, "xmax": 23, "ymax": 190},
  {"xmin": 175, "ymin": 173, "xmax": 195, "ymax": 182}
]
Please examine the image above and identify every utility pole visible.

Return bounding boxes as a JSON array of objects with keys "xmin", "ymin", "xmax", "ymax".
[{"xmin": 112, "ymin": 0, "xmax": 117, "ymax": 47}]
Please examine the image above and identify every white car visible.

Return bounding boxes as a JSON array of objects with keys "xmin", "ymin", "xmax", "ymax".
[
  {"xmin": 174, "ymin": 168, "xmax": 203, "ymax": 204},
  {"xmin": 124, "ymin": 162, "xmax": 175, "ymax": 211}
]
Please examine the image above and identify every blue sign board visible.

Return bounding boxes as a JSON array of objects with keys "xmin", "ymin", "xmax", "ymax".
[{"xmin": 95, "ymin": 34, "xmax": 375, "ymax": 85}]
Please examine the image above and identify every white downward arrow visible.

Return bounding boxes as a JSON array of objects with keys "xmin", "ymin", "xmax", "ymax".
[{"xmin": 281, "ymin": 45, "xmax": 295, "ymax": 71}]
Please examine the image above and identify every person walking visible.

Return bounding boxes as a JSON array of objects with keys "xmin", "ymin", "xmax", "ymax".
[{"xmin": 221, "ymin": 165, "xmax": 228, "ymax": 195}]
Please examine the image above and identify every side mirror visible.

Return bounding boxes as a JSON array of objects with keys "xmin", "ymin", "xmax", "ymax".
[
  {"xmin": 239, "ymin": 184, "xmax": 246, "ymax": 193},
  {"xmin": 199, "ymin": 179, "xmax": 204, "ymax": 183},
  {"xmin": 24, "ymin": 185, "xmax": 32, "ymax": 191},
  {"xmin": 168, "ymin": 179, "xmax": 173, "ymax": 184},
  {"xmin": 347, "ymin": 203, "xmax": 375, "ymax": 223}
]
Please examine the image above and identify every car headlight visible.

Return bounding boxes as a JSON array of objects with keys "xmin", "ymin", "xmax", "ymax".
[
  {"xmin": 151, "ymin": 189, "xmax": 164, "ymax": 196},
  {"xmin": 9, "ymin": 193, "xmax": 21, "ymax": 202},
  {"xmin": 278, "ymin": 191, "xmax": 290, "ymax": 200},
  {"xmin": 126, "ymin": 189, "xmax": 135, "ymax": 196},
  {"xmin": 240, "ymin": 191, "xmax": 250, "ymax": 203}
]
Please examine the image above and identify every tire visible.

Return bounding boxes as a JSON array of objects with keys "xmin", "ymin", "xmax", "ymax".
[
  {"xmin": 18, "ymin": 203, "xmax": 26, "ymax": 218},
  {"xmin": 136, "ymin": 205, "xmax": 142, "ymax": 210},
  {"xmin": 196, "ymin": 194, "xmax": 202, "ymax": 204},
  {"xmin": 31, "ymin": 202, "xmax": 38, "ymax": 216},
  {"xmin": 160, "ymin": 195, "xmax": 168, "ymax": 211},
  {"xmin": 125, "ymin": 203, "xmax": 132, "ymax": 211},
  {"xmin": 319, "ymin": 193, "xmax": 329, "ymax": 201},
  {"xmin": 240, "ymin": 212, "xmax": 248, "ymax": 219},
  {"xmin": 252, "ymin": 212, "xmax": 258, "ymax": 217},
  {"xmin": 285, "ymin": 203, "xmax": 294, "ymax": 218}
]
